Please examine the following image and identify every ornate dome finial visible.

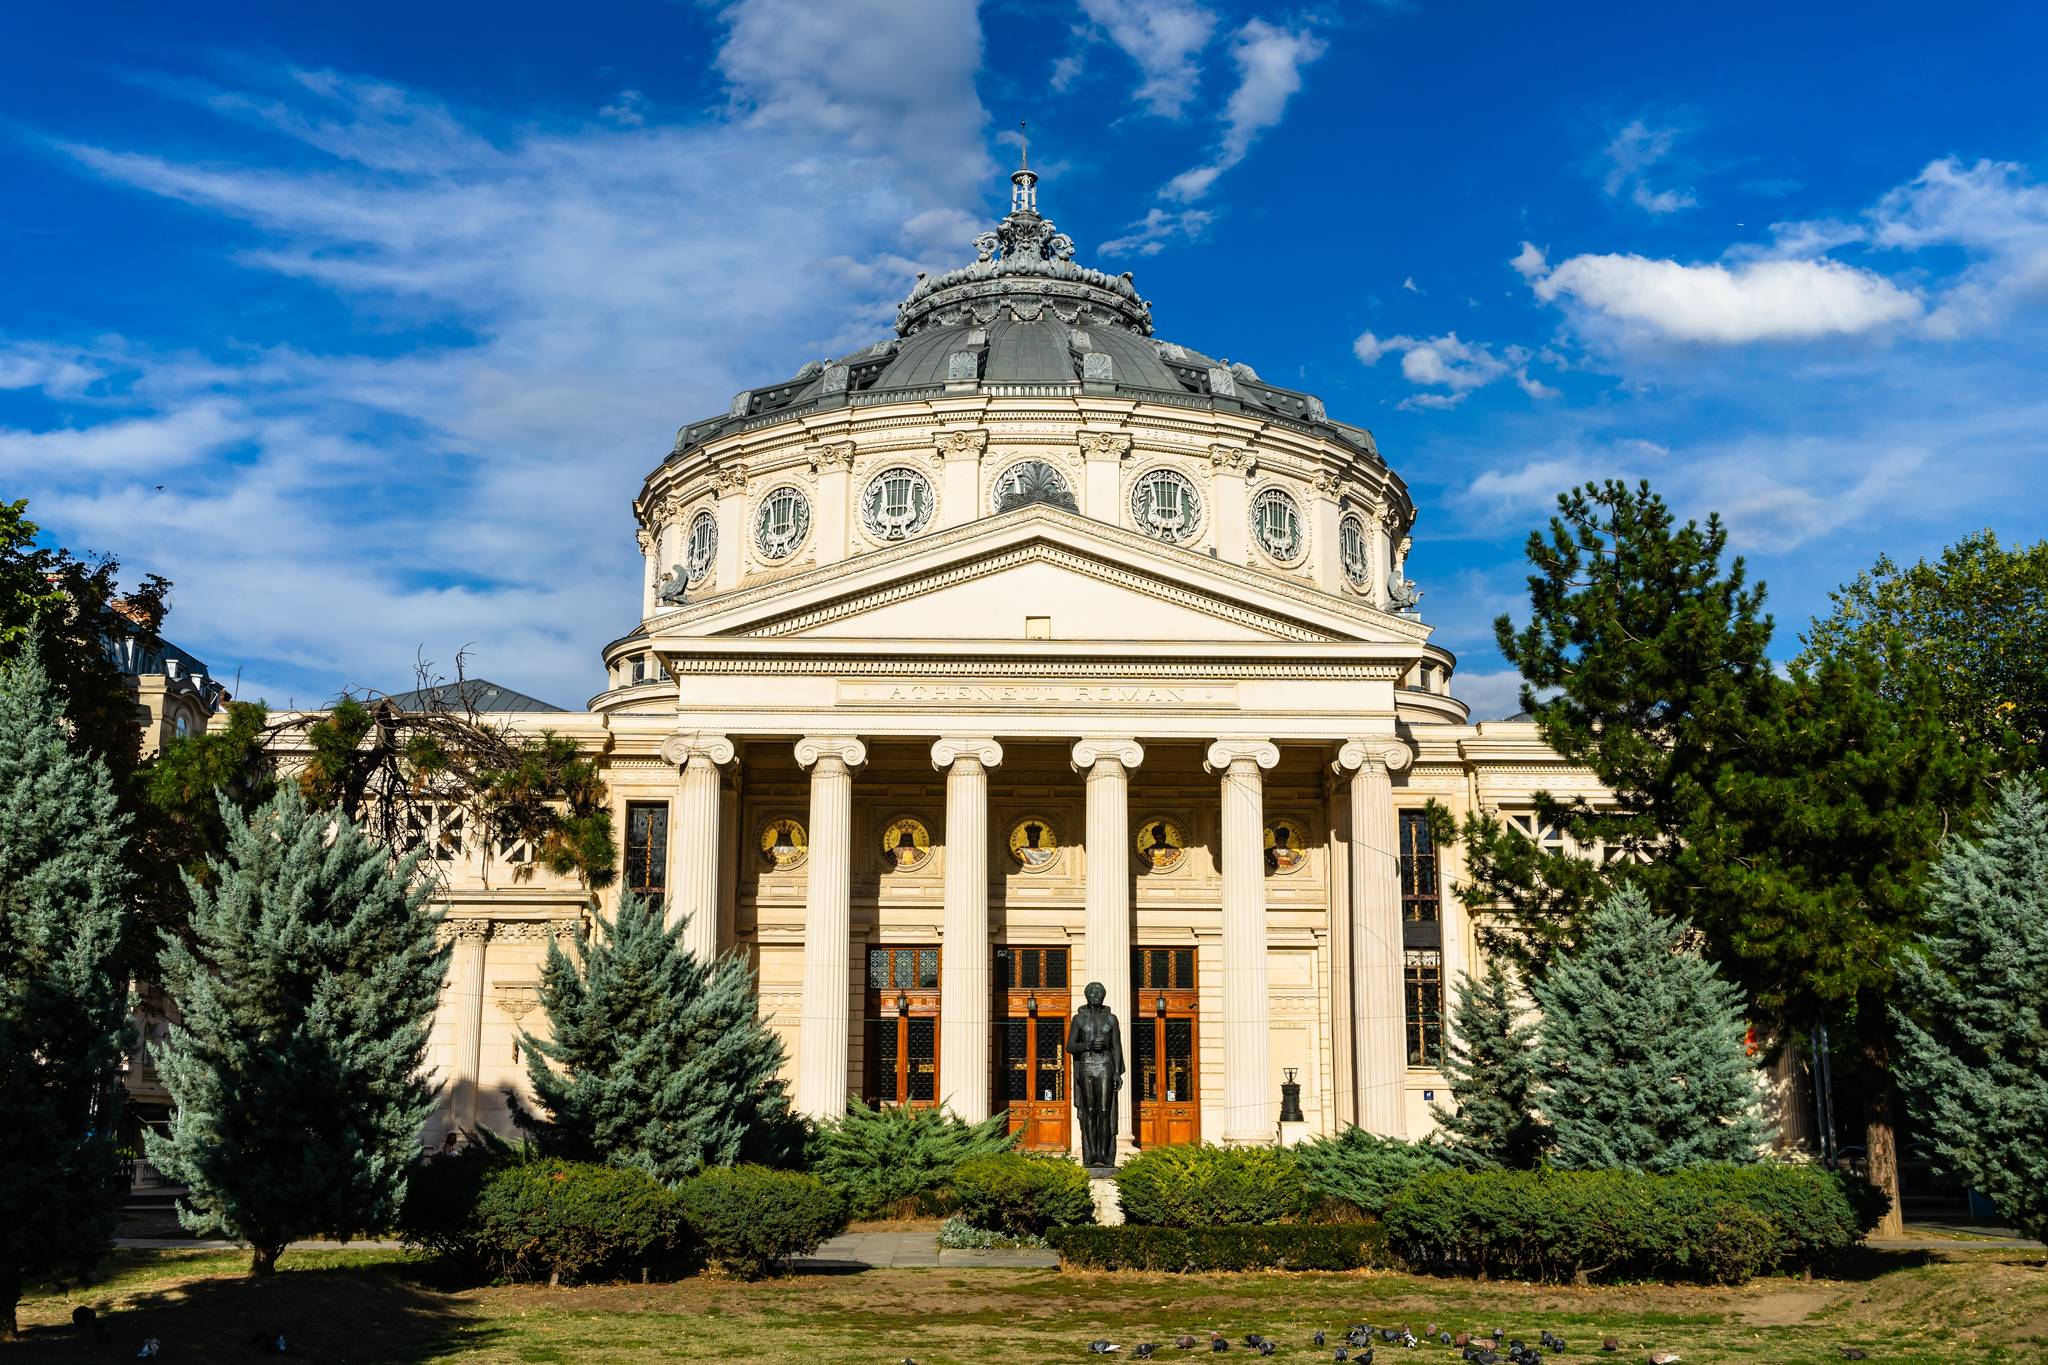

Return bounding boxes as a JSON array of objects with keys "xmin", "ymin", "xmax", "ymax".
[{"xmin": 1010, "ymin": 119, "xmax": 1039, "ymax": 218}]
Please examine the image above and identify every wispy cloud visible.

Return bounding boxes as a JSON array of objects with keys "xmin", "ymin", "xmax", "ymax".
[
  {"xmin": 1602, "ymin": 117, "xmax": 1696, "ymax": 215},
  {"xmin": 1098, "ymin": 205, "xmax": 1214, "ymax": 256},
  {"xmin": 1163, "ymin": 18, "xmax": 1325, "ymax": 202},
  {"xmin": 1354, "ymin": 330, "xmax": 1555, "ymax": 409},
  {"xmin": 1075, "ymin": 0, "xmax": 1219, "ymax": 118}
]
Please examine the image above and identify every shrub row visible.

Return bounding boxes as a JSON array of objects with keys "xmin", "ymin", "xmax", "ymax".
[
  {"xmin": 399, "ymin": 1153, "xmax": 846, "ymax": 1283},
  {"xmin": 1294, "ymin": 1129, "xmax": 1460, "ymax": 1217},
  {"xmin": 804, "ymin": 1098, "xmax": 1015, "ymax": 1218},
  {"xmin": 1047, "ymin": 1224, "xmax": 1390, "ymax": 1272},
  {"xmin": 952, "ymin": 1153, "xmax": 1095, "ymax": 1237},
  {"xmin": 1382, "ymin": 1163, "xmax": 1883, "ymax": 1285},
  {"xmin": 1114, "ymin": 1144, "xmax": 1312, "ymax": 1227}
]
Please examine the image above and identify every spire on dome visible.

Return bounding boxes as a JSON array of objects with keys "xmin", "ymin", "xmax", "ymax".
[{"xmin": 1011, "ymin": 120, "xmax": 1037, "ymax": 215}]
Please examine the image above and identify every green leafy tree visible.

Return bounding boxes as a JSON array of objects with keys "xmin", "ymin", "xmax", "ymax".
[
  {"xmin": 511, "ymin": 894, "xmax": 798, "ymax": 1184},
  {"xmin": 1801, "ymin": 529, "xmax": 2048, "ymax": 776},
  {"xmin": 1893, "ymin": 775, "xmax": 2048, "ymax": 1241},
  {"xmin": 146, "ymin": 784, "xmax": 447, "ymax": 1274},
  {"xmin": 1533, "ymin": 885, "xmax": 1770, "ymax": 1172},
  {"xmin": 0, "ymin": 647, "xmax": 133, "ymax": 1336},
  {"xmin": 1429, "ymin": 958, "xmax": 1549, "ymax": 1169}
]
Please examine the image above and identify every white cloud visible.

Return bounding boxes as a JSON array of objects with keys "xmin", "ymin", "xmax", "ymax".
[
  {"xmin": 1451, "ymin": 669, "xmax": 1530, "ymax": 723},
  {"xmin": 1510, "ymin": 241, "xmax": 1546, "ymax": 278},
  {"xmin": 1097, "ymin": 206, "xmax": 1214, "ymax": 256},
  {"xmin": 1163, "ymin": 18, "xmax": 1325, "ymax": 202},
  {"xmin": 1602, "ymin": 117, "xmax": 1695, "ymax": 215},
  {"xmin": 598, "ymin": 90, "xmax": 648, "ymax": 127},
  {"xmin": 1355, "ymin": 330, "xmax": 1551, "ymax": 408},
  {"xmin": 1526, "ymin": 253, "xmax": 1922, "ymax": 344},
  {"xmin": 1402, "ymin": 276, "xmax": 1421, "ymax": 293},
  {"xmin": 18, "ymin": 0, "xmax": 994, "ymax": 706},
  {"xmin": 1869, "ymin": 157, "xmax": 2048, "ymax": 337},
  {"xmin": 1076, "ymin": 0, "xmax": 1218, "ymax": 118}
]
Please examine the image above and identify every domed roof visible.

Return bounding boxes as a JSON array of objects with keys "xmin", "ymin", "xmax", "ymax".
[{"xmin": 666, "ymin": 159, "xmax": 1378, "ymax": 465}]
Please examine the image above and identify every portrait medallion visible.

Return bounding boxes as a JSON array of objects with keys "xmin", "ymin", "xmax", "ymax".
[
  {"xmin": 758, "ymin": 816, "xmax": 808, "ymax": 872},
  {"xmin": 880, "ymin": 815, "xmax": 934, "ymax": 871},
  {"xmin": 1135, "ymin": 815, "xmax": 1187, "ymax": 872},
  {"xmin": 1006, "ymin": 816, "xmax": 1060, "ymax": 870},
  {"xmin": 1264, "ymin": 820, "xmax": 1309, "ymax": 874}
]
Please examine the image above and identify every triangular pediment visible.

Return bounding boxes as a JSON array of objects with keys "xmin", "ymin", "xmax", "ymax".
[{"xmin": 657, "ymin": 505, "xmax": 1428, "ymax": 649}]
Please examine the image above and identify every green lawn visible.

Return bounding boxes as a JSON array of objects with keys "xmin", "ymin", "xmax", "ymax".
[{"xmin": 9, "ymin": 1246, "xmax": 2048, "ymax": 1363}]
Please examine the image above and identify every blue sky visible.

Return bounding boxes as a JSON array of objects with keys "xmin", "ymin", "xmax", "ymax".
[{"xmin": 4, "ymin": 1, "xmax": 2045, "ymax": 716}]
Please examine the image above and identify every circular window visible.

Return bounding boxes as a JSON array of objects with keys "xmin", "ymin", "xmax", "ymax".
[
  {"xmin": 1338, "ymin": 513, "xmax": 1370, "ymax": 589},
  {"xmin": 1250, "ymin": 486, "xmax": 1307, "ymax": 564},
  {"xmin": 1129, "ymin": 467, "xmax": 1203, "ymax": 544},
  {"xmin": 860, "ymin": 465, "xmax": 936, "ymax": 542},
  {"xmin": 753, "ymin": 486, "xmax": 812, "ymax": 562},
  {"xmin": 991, "ymin": 459, "xmax": 1078, "ymax": 514},
  {"xmin": 685, "ymin": 510, "xmax": 717, "ymax": 585}
]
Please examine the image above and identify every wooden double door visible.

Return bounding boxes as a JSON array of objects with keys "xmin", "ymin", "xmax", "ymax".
[
  {"xmin": 1133, "ymin": 947, "xmax": 1200, "ymax": 1148},
  {"xmin": 996, "ymin": 947, "xmax": 1070, "ymax": 1150},
  {"xmin": 865, "ymin": 946, "xmax": 940, "ymax": 1106}
]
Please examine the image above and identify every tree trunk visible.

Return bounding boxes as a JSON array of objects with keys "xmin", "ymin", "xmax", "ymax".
[
  {"xmin": 250, "ymin": 1242, "xmax": 282, "ymax": 1277},
  {"xmin": 1863, "ymin": 1043, "xmax": 1906, "ymax": 1239}
]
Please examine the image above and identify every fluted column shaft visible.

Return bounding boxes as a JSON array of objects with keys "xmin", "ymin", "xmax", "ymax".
[
  {"xmin": 1325, "ymin": 776, "xmax": 1357, "ymax": 1129},
  {"xmin": 1341, "ymin": 739, "xmax": 1411, "ymax": 1136},
  {"xmin": 1073, "ymin": 737, "xmax": 1142, "ymax": 1160},
  {"xmin": 447, "ymin": 920, "xmax": 489, "ymax": 1132},
  {"xmin": 795, "ymin": 737, "xmax": 865, "ymax": 1121},
  {"xmin": 1209, "ymin": 740, "xmax": 1279, "ymax": 1143},
  {"xmin": 661, "ymin": 733, "xmax": 734, "ymax": 964},
  {"xmin": 934, "ymin": 737, "xmax": 1002, "ymax": 1121}
]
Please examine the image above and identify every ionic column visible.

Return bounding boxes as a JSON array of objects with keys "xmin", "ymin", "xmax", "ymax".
[
  {"xmin": 636, "ymin": 528, "xmax": 658, "ymax": 619},
  {"xmin": 445, "ymin": 918, "xmax": 491, "ymax": 1133},
  {"xmin": 1324, "ymin": 766, "xmax": 1357, "ymax": 1128},
  {"xmin": 933, "ymin": 736, "xmax": 1003, "ymax": 1120},
  {"xmin": 661, "ymin": 732, "xmax": 734, "ymax": 962},
  {"xmin": 1072, "ymin": 737, "xmax": 1143, "ymax": 1159},
  {"xmin": 794, "ymin": 735, "xmax": 866, "ymax": 1121},
  {"xmin": 1336, "ymin": 737, "xmax": 1413, "ymax": 1136},
  {"xmin": 1207, "ymin": 739, "xmax": 1281, "ymax": 1143}
]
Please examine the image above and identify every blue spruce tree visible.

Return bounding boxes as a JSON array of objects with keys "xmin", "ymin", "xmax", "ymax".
[
  {"xmin": 1429, "ymin": 958, "xmax": 1550, "ymax": 1169},
  {"xmin": 1894, "ymin": 774, "xmax": 2048, "ymax": 1240},
  {"xmin": 512, "ymin": 893, "xmax": 797, "ymax": 1183},
  {"xmin": 147, "ymin": 783, "xmax": 447, "ymax": 1274},
  {"xmin": 0, "ymin": 646, "xmax": 132, "ymax": 1336},
  {"xmin": 1534, "ymin": 884, "xmax": 1770, "ymax": 1170}
]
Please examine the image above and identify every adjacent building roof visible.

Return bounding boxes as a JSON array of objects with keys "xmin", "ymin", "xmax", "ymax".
[
  {"xmin": 662, "ymin": 157, "xmax": 1379, "ymax": 468},
  {"xmin": 384, "ymin": 679, "xmax": 565, "ymax": 713}
]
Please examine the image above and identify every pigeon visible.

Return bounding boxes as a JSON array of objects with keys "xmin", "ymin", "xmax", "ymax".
[
  {"xmin": 1455, "ymin": 1333, "xmax": 1472, "ymax": 1348},
  {"xmin": 1243, "ymin": 1335, "xmax": 1266, "ymax": 1349},
  {"xmin": 1135, "ymin": 1346, "xmax": 1158, "ymax": 1361},
  {"xmin": 1259, "ymin": 1345, "xmax": 1277, "ymax": 1358},
  {"xmin": 138, "ymin": 1341, "xmax": 161, "ymax": 1360},
  {"xmin": 1334, "ymin": 1351, "xmax": 1348, "ymax": 1363},
  {"xmin": 1213, "ymin": 1340, "xmax": 1230, "ymax": 1354},
  {"xmin": 1315, "ymin": 1330, "xmax": 1327, "ymax": 1347},
  {"xmin": 1402, "ymin": 1330, "xmax": 1417, "ymax": 1349},
  {"xmin": 1439, "ymin": 1333, "xmax": 1453, "ymax": 1347},
  {"xmin": 1602, "ymin": 1340, "xmax": 1621, "ymax": 1354},
  {"xmin": 1090, "ymin": 1343, "xmax": 1122, "ymax": 1354},
  {"xmin": 1839, "ymin": 1353, "xmax": 1868, "ymax": 1362},
  {"xmin": 1175, "ymin": 1336, "xmax": 1199, "ymax": 1351},
  {"xmin": 1644, "ymin": 1354, "xmax": 1682, "ymax": 1365}
]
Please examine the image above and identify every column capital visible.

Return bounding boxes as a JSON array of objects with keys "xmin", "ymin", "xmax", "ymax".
[
  {"xmin": 1204, "ymin": 738, "xmax": 1280, "ymax": 775},
  {"xmin": 1071, "ymin": 736, "xmax": 1144, "ymax": 773},
  {"xmin": 795, "ymin": 735, "xmax": 867, "ymax": 771},
  {"xmin": 1333, "ymin": 736, "xmax": 1414, "ymax": 776},
  {"xmin": 438, "ymin": 917, "xmax": 493, "ymax": 946},
  {"xmin": 659, "ymin": 730, "xmax": 735, "ymax": 768},
  {"xmin": 931, "ymin": 736, "xmax": 1003, "ymax": 771}
]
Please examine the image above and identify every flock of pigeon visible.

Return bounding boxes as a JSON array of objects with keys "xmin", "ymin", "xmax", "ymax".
[{"xmin": 906, "ymin": 1324, "xmax": 1875, "ymax": 1364}]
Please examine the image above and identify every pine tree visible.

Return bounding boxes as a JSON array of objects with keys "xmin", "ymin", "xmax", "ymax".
[
  {"xmin": 512, "ymin": 893, "xmax": 797, "ymax": 1184},
  {"xmin": 1534, "ymin": 885, "xmax": 1770, "ymax": 1171},
  {"xmin": 1429, "ymin": 958, "xmax": 1549, "ymax": 1169},
  {"xmin": 146, "ymin": 783, "xmax": 447, "ymax": 1274},
  {"xmin": 1893, "ymin": 775, "xmax": 2048, "ymax": 1241},
  {"xmin": 0, "ymin": 646, "xmax": 132, "ymax": 1336}
]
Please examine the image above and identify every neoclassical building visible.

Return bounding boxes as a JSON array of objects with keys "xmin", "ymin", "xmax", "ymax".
[{"xmin": 415, "ymin": 162, "xmax": 1595, "ymax": 1156}]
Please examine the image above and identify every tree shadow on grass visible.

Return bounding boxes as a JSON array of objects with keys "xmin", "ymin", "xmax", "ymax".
[{"xmin": 10, "ymin": 1259, "xmax": 499, "ymax": 1363}]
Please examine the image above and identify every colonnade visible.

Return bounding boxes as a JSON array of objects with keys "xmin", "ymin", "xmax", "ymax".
[{"xmin": 654, "ymin": 731, "xmax": 1419, "ymax": 1145}]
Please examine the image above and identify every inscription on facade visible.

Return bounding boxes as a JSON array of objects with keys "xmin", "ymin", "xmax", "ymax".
[{"xmin": 839, "ymin": 679, "xmax": 1238, "ymax": 708}]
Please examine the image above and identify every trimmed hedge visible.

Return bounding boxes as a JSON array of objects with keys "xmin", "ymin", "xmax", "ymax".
[
  {"xmin": 1114, "ymin": 1144, "xmax": 1312, "ymax": 1228},
  {"xmin": 678, "ymin": 1165, "xmax": 846, "ymax": 1279},
  {"xmin": 952, "ymin": 1153, "xmax": 1095, "ymax": 1238},
  {"xmin": 472, "ymin": 1159, "xmax": 689, "ymax": 1285},
  {"xmin": 397, "ymin": 1143, "xmax": 508, "ymax": 1270},
  {"xmin": 1382, "ymin": 1163, "xmax": 1881, "ymax": 1285},
  {"xmin": 1047, "ymin": 1224, "xmax": 1389, "ymax": 1272},
  {"xmin": 805, "ymin": 1098, "xmax": 1015, "ymax": 1217},
  {"xmin": 1295, "ymin": 1128, "xmax": 1459, "ymax": 1217}
]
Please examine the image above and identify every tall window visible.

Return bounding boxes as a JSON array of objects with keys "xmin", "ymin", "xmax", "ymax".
[
  {"xmin": 1398, "ymin": 808, "xmax": 1444, "ymax": 1067},
  {"xmin": 623, "ymin": 801, "xmax": 669, "ymax": 908},
  {"xmin": 865, "ymin": 946, "xmax": 940, "ymax": 1105},
  {"xmin": 1404, "ymin": 949, "xmax": 1444, "ymax": 1067}
]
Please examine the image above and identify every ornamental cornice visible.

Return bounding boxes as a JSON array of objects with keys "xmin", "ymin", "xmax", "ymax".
[
  {"xmin": 938, "ymin": 429, "xmax": 989, "ymax": 460},
  {"xmin": 667, "ymin": 656, "xmax": 1405, "ymax": 680},
  {"xmin": 1313, "ymin": 469, "xmax": 1342, "ymax": 498},
  {"xmin": 804, "ymin": 441, "xmax": 855, "ymax": 473},
  {"xmin": 710, "ymin": 464, "xmax": 748, "ymax": 496},
  {"xmin": 931, "ymin": 736, "xmax": 1004, "ymax": 770},
  {"xmin": 1077, "ymin": 431, "xmax": 1133, "ymax": 461},
  {"xmin": 1209, "ymin": 443, "xmax": 1256, "ymax": 473}
]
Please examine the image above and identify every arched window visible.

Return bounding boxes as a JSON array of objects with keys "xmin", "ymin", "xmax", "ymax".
[
  {"xmin": 1250, "ymin": 486, "xmax": 1306, "ymax": 564},
  {"xmin": 685, "ymin": 510, "xmax": 717, "ymax": 584},
  {"xmin": 1339, "ymin": 513, "xmax": 1369, "ymax": 588}
]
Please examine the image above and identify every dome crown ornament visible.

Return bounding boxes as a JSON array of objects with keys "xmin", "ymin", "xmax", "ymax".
[{"xmin": 897, "ymin": 135, "xmax": 1154, "ymax": 338}]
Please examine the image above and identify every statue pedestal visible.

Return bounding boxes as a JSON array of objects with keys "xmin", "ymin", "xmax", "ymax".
[
  {"xmin": 1277, "ymin": 1119, "xmax": 1311, "ymax": 1147},
  {"xmin": 1088, "ymin": 1174, "xmax": 1124, "ymax": 1226}
]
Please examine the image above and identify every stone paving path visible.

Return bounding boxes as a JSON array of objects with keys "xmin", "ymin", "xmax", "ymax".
[{"xmin": 793, "ymin": 1230, "xmax": 1059, "ymax": 1270}]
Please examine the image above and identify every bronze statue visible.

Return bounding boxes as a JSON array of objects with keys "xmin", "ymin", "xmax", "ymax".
[{"xmin": 1067, "ymin": 981, "xmax": 1124, "ymax": 1168}]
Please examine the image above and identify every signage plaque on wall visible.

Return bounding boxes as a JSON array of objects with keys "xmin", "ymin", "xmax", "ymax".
[{"xmin": 838, "ymin": 679, "xmax": 1239, "ymax": 708}]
